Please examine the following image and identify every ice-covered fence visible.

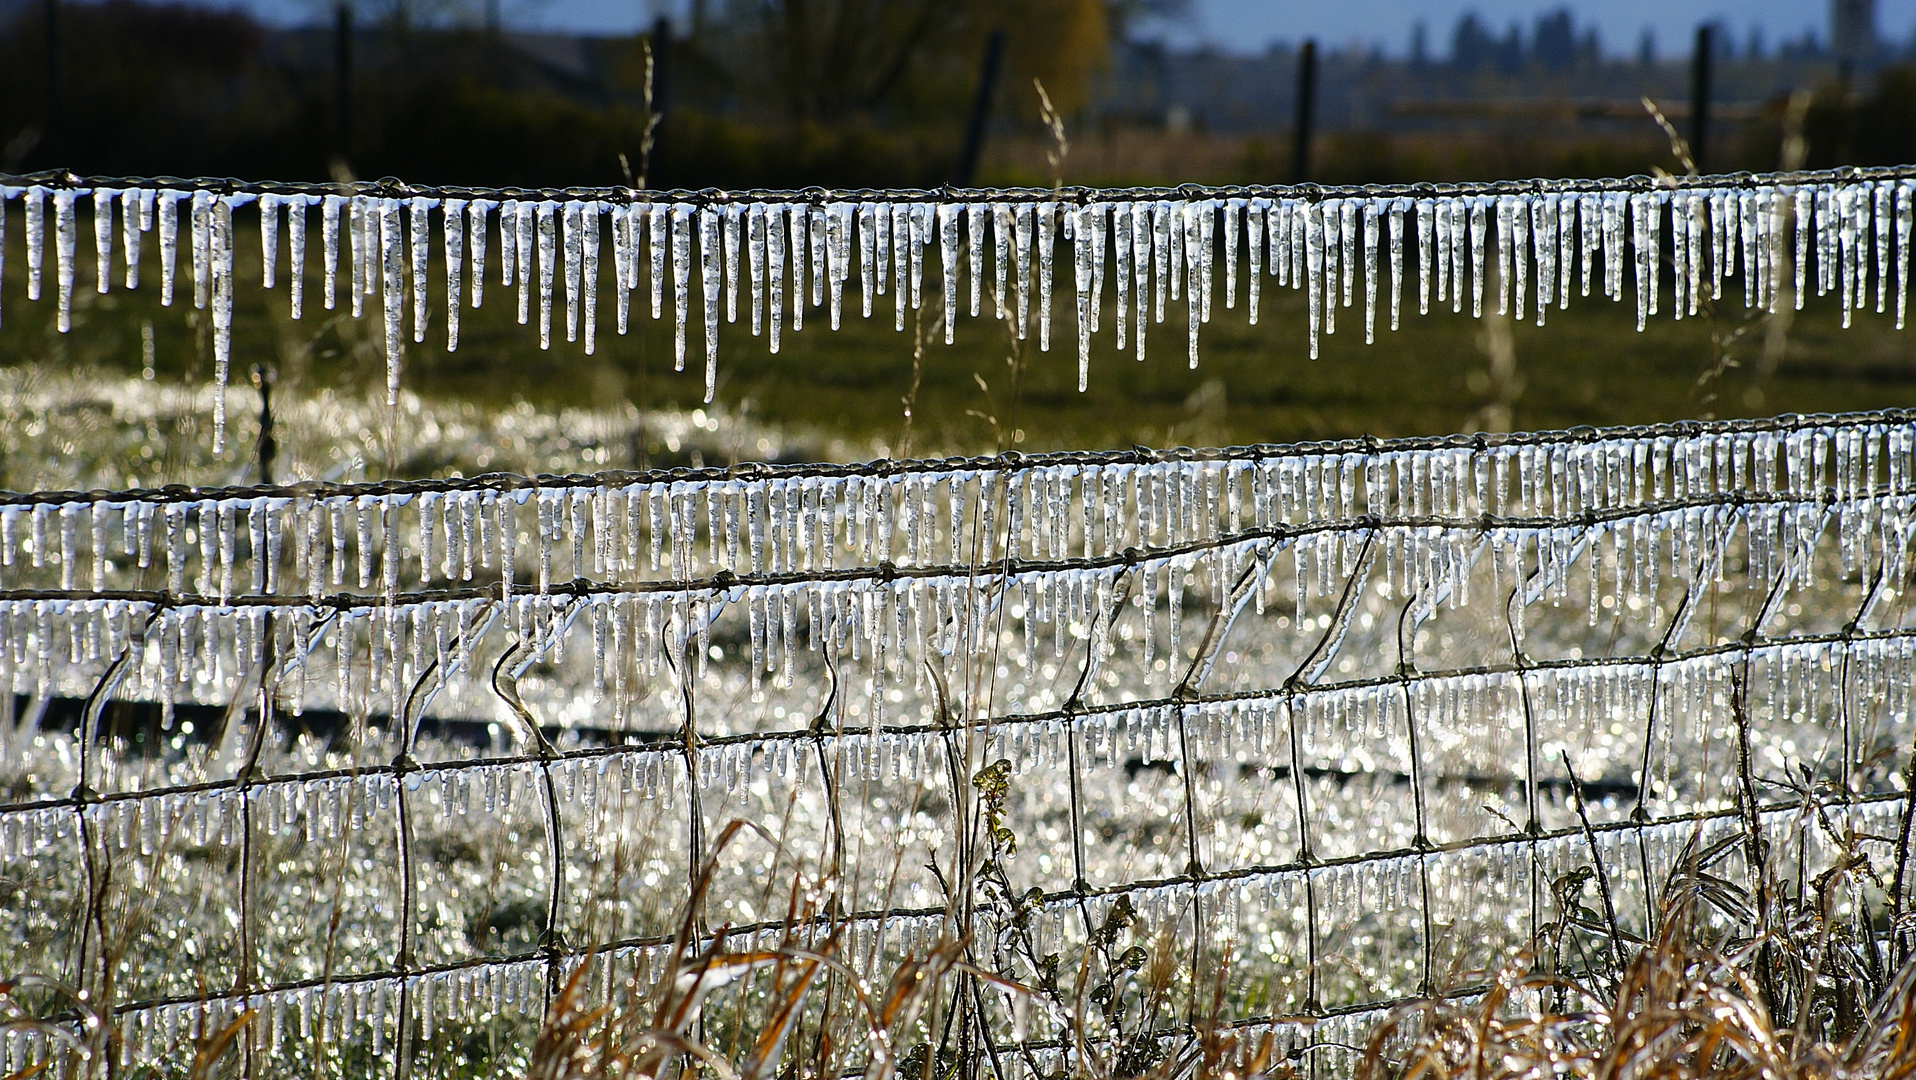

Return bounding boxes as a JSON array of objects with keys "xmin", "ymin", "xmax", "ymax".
[
  {"xmin": 2, "ymin": 167, "xmax": 1914, "ymax": 451},
  {"xmin": 3, "ymin": 409, "xmax": 1916, "ymax": 1074}
]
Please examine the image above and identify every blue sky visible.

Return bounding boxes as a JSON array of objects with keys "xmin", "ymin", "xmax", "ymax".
[
  {"xmin": 1152, "ymin": 0, "xmax": 1916, "ymax": 58},
  {"xmin": 214, "ymin": 0, "xmax": 1916, "ymax": 58}
]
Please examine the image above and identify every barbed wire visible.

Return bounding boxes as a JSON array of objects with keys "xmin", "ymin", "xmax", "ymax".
[
  {"xmin": 0, "ymin": 408, "xmax": 1902, "ymax": 508},
  {"xmin": 6, "ymin": 166, "xmax": 1916, "ymax": 206}
]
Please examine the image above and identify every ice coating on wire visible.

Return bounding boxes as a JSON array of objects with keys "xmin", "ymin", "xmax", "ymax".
[{"xmin": 2, "ymin": 168, "xmax": 1911, "ymax": 451}]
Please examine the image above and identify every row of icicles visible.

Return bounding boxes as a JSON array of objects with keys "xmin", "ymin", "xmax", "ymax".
[
  {"xmin": 0, "ymin": 415, "xmax": 1901, "ymax": 598},
  {"xmin": 0, "ymin": 176, "xmax": 1912, "ymax": 453}
]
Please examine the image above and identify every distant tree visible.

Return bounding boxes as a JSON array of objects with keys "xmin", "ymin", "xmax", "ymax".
[
  {"xmin": 1451, "ymin": 12, "xmax": 1495, "ymax": 70},
  {"xmin": 1708, "ymin": 20, "xmax": 1735, "ymax": 61},
  {"xmin": 1779, "ymin": 31, "xmax": 1822, "ymax": 60},
  {"xmin": 718, "ymin": 0, "xmax": 1181, "ymax": 124},
  {"xmin": 1532, "ymin": 8, "xmax": 1576, "ymax": 70},
  {"xmin": 1494, "ymin": 23, "xmax": 1522, "ymax": 72}
]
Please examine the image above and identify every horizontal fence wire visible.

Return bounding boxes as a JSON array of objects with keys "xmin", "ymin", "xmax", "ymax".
[
  {"xmin": 1, "ymin": 166, "xmax": 1913, "ymax": 454},
  {"xmin": 11, "ymin": 165, "xmax": 1916, "ymax": 204},
  {"xmin": 2, "ymin": 409, "xmax": 1915, "ymax": 1077}
]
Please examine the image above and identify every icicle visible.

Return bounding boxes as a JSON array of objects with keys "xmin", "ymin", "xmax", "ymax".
[
  {"xmin": 380, "ymin": 198, "xmax": 405, "ymax": 406},
  {"xmin": 406, "ymin": 196, "xmax": 432, "ymax": 346},
  {"xmin": 1898, "ymin": 181, "xmax": 1913, "ymax": 329},
  {"xmin": 795, "ymin": 202, "xmax": 814, "ymax": 333},
  {"xmin": 991, "ymin": 201, "xmax": 1012, "ymax": 322},
  {"xmin": 857, "ymin": 201, "xmax": 877, "ymax": 319},
  {"xmin": 637, "ymin": 203, "xmax": 664, "ymax": 327},
  {"xmin": 1226, "ymin": 198, "xmax": 1241, "ymax": 315},
  {"xmin": 1321, "ymin": 198, "xmax": 1340, "ymax": 337},
  {"xmin": 536, "ymin": 201, "xmax": 559, "ymax": 348},
  {"xmin": 497, "ymin": 199, "xmax": 520, "ymax": 302},
  {"xmin": 1302, "ymin": 201, "xmax": 1324, "ymax": 358},
  {"xmin": 726, "ymin": 203, "xmax": 744, "ymax": 327},
  {"xmin": 1015, "ymin": 202, "xmax": 1035, "ymax": 338},
  {"xmin": 812, "ymin": 203, "xmax": 831, "ymax": 313},
  {"xmin": 1876, "ymin": 181, "xmax": 1893, "ymax": 314},
  {"xmin": 909, "ymin": 202, "xmax": 930, "ymax": 321},
  {"xmin": 92, "ymin": 187, "xmax": 114, "ymax": 295},
  {"xmin": 320, "ymin": 193, "xmax": 343, "ymax": 311},
  {"xmin": 1134, "ymin": 201, "xmax": 1153, "ymax": 361},
  {"xmin": 1113, "ymin": 203, "xmax": 1133, "ymax": 353},
  {"xmin": 700, "ymin": 205, "xmax": 721, "ymax": 401},
  {"xmin": 1495, "ymin": 194, "xmax": 1515, "ymax": 318},
  {"xmin": 1247, "ymin": 198, "xmax": 1267, "ymax": 324},
  {"xmin": 749, "ymin": 203, "xmax": 767, "ymax": 336},
  {"xmin": 1387, "ymin": 198, "xmax": 1405, "ymax": 331},
  {"xmin": 766, "ymin": 202, "xmax": 785, "ymax": 353},
  {"xmin": 1556, "ymin": 192, "xmax": 1575, "ymax": 311},
  {"xmin": 1604, "ymin": 190, "xmax": 1627, "ymax": 302},
  {"xmin": 515, "ymin": 200, "xmax": 536, "ymax": 327},
  {"xmin": 212, "ymin": 196, "xmax": 236, "ymax": 453},
  {"xmin": 280, "ymin": 195, "xmax": 308, "ymax": 319},
  {"xmin": 897, "ymin": 202, "xmax": 921, "ymax": 333},
  {"xmin": 1355, "ymin": 199, "xmax": 1376, "ymax": 343},
  {"xmin": 940, "ymin": 202, "xmax": 960, "ymax": 345},
  {"xmin": 560, "ymin": 202, "xmax": 581, "ymax": 345},
  {"xmin": 53, "ymin": 188, "xmax": 76, "ymax": 332},
  {"xmin": 1645, "ymin": 191, "xmax": 1662, "ymax": 319},
  {"xmin": 1416, "ymin": 197, "xmax": 1434, "ymax": 316},
  {"xmin": 24, "ymin": 185, "xmax": 45, "ymax": 303},
  {"xmin": 671, "ymin": 203, "xmax": 693, "ymax": 371},
  {"xmin": 347, "ymin": 193, "xmax": 369, "ymax": 318},
  {"xmin": 1532, "ymin": 194, "xmax": 1554, "ymax": 326},
  {"xmin": 1670, "ymin": 190, "xmax": 1690, "ymax": 319},
  {"xmin": 1469, "ymin": 197, "xmax": 1488, "ymax": 318},
  {"xmin": 1072, "ymin": 206, "xmax": 1093, "ymax": 390},
  {"xmin": 468, "ymin": 200, "xmax": 489, "ymax": 311},
  {"xmin": 1339, "ymin": 199, "xmax": 1358, "ymax": 313},
  {"xmin": 1709, "ymin": 189, "xmax": 1730, "ymax": 302},
  {"xmin": 613, "ymin": 202, "xmax": 634, "ymax": 335},
  {"xmin": 443, "ymin": 199, "xmax": 466, "ymax": 350},
  {"xmin": 123, "ymin": 188, "xmax": 149, "ymax": 291},
  {"xmin": 875, "ymin": 200, "xmax": 895, "ymax": 308},
  {"xmin": 1631, "ymin": 193, "xmax": 1650, "ymax": 330},
  {"xmin": 582, "ymin": 202, "xmax": 601, "ymax": 353}
]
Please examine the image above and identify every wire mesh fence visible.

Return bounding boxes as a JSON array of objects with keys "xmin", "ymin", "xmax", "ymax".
[{"xmin": 2, "ymin": 407, "xmax": 1914, "ymax": 1075}]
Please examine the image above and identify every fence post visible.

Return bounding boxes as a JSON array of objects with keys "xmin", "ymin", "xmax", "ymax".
[
  {"xmin": 1292, "ymin": 40, "xmax": 1318, "ymax": 183},
  {"xmin": 955, "ymin": 30, "xmax": 1006, "ymax": 187},
  {"xmin": 1690, "ymin": 25, "xmax": 1713, "ymax": 173}
]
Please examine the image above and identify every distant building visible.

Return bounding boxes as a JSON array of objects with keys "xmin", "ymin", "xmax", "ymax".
[{"xmin": 1832, "ymin": 0, "xmax": 1877, "ymax": 67}]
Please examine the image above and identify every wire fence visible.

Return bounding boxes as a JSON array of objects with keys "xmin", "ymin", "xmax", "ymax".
[
  {"xmin": 2, "ymin": 407, "xmax": 1914, "ymax": 1075},
  {"xmin": 2, "ymin": 165, "xmax": 1911, "ymax": 452}
]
